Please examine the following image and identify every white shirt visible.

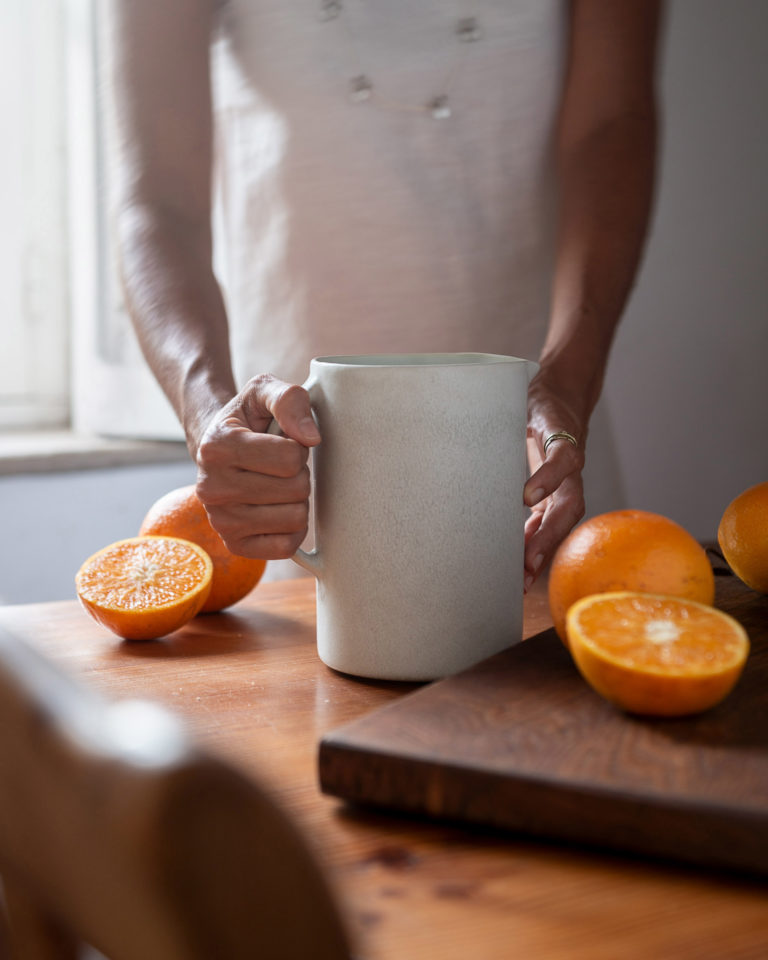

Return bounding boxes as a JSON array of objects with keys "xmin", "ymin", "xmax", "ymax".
[{"xmin": 212, "ymin": 0, "xmax": 566, "ymax": 386}]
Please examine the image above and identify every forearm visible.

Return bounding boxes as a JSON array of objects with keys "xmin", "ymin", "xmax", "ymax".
[
  {"xmin": 522, "ymin": 2, "xmax": 661, "ymax": 578},
  {"xmin": 535, "ymin": 0, "xmax": 662, "ymax": 428},
  {"xmin": 104, "ymin": 0, "xmax": 228, "ymax": 454},
  {"xmin": 538, "ymin": 107, "xmax": 658, "ymax": 422},
  {"xmin": 116, "ymin": 202, "xmax": 236, "ymax": 455}
]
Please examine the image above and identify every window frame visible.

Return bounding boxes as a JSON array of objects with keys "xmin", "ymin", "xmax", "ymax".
[{"xmin": 0, "ymin": 0, "xmax": 71, "ymax": 431}]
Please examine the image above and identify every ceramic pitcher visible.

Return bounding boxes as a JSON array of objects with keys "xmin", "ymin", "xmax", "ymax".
[{"xmin": 284, "ymin": 353, "xmax": 537, "ymax": 681}]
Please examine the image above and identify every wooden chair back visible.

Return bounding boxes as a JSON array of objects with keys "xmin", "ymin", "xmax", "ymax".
[{"xmin": 0, "ymin": 626, "xmax": 351, "ymax": 960}]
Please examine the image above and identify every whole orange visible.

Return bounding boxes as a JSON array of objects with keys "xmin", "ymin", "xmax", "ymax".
[
  {"xmin": 718, "ymin": 481, "xmax": 768, "ymax": 593},
  {"xmin": 139, "ymin": 485, "xmax": 266, "ymax": 613},
  {"xmin": 548, "ymin": 509, "xmax": 715, "ymax": 645}
]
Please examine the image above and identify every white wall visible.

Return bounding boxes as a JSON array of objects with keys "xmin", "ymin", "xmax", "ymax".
[
  {"xmin": 603, "ymin": 0, "xmax": 768, "ymax": 539},
  {"xmin": 0, "ymin": 461, "xmax": 196, "ymax": 604}
]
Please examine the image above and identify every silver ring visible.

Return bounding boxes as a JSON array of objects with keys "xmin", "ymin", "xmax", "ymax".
[{"xmin": 543, "ymin": 431, "xmax": 578, "ymax": 455}]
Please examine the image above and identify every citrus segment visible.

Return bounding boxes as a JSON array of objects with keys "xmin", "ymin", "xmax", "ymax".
[
  {"xmin": 139, "ymin": 485, "xmax": 266, "ymax": 612},
  {"xmin": 718, "ymin": 480, "xmax": 768, "ymax": 593},
  {"xmin": 548, "ymin": 510, "xmax": 715, "ymax": 645},
  {"xmin": 566, "ymin": 592, "xmax": 750, "ymax": 717},
  {"xmin": 76, "ymin": 536, "xmax": 213, "ymax": 640}
]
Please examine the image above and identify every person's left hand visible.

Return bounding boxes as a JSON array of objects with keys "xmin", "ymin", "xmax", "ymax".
[{"xmin": 522, "ymin": 374, "xmax": 588, "ymax": 591}]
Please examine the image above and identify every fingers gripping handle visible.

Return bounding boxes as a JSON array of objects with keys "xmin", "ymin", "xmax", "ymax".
[{"xmin": 265, "ymin": 380, "xmax": 321, "ymax": 577}]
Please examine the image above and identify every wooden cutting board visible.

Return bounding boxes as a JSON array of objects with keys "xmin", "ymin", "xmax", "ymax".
[{"xmin": 319, "ymin": 563, "xmax": 768, "ymax": 876}]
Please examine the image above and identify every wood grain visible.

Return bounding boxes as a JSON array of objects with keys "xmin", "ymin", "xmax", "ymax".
[
  {"xmin": 320, "ymin": 566, "xmax": 768, "ymax": 875},
  {"xmin": 0, "ymin": 572, "xmax": 766, "ymax": 960}
]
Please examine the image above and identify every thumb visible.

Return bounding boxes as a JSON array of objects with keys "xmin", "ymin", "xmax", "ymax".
[{"xmin": 245, "ymin": 375, "xmax": 321, "ymax": 445}]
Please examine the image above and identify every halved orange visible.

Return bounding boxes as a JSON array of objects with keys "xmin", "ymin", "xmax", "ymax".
[
  {"xmin": 76, "ymin": 536, "xmax": 213, "ymax": 640},
  {"xmin": 566, "ymin": 591, "xmax": 749, "ymax": 717}
]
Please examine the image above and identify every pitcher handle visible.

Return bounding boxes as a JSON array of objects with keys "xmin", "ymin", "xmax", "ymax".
[{"xmin": 265, "ymin": 377, "xmax": 322, "ymax": 577}]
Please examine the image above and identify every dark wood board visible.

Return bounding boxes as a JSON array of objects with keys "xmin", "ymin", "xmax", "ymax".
[{"xmin": 319, "ymin": 563, "xmax": 768, "ymax": 876}]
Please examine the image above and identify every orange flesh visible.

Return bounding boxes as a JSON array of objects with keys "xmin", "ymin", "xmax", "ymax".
[
  {"xmin": 571, "ymin": 594, "xmax": 748, "ymax": 675},
  {"xmin": 77, "ymin": 538, "xmax": 210, "ymax": 611}
]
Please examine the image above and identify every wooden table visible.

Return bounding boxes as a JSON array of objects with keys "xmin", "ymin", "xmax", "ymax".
[{"xmin": 1, "ymin": 579, "xmax": 766, "ymax": 960}]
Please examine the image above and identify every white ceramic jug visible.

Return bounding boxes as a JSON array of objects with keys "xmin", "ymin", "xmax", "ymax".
[{"xmin": 284, "ymin": 353, "xmax": 537, "ymax": 681}]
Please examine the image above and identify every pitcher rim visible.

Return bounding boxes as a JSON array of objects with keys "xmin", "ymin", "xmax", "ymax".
[{"xmin": 311, "ymin": 353, "xmax": 533, "ymax": 368}]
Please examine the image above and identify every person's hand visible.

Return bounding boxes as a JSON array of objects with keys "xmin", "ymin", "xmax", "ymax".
[
  {"xmin": 522, "ymin": 373, "xmax": 587, "ymax": 591},
  {"xmin": 194, "ymin": 375, "xmax": 321, "ymax": 559}
]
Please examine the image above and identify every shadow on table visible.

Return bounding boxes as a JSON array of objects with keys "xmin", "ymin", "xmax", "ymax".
[{"xmin": 113, "ymin": 607, "xmax": 315, "ymax": 660}]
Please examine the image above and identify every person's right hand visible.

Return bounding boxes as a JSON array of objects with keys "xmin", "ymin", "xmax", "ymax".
[{"xmin": 194, "ymin": 374, "xmax": 321, "ymax": 559}]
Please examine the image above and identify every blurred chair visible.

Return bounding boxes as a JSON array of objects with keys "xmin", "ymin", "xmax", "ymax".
[{"xmin": 0, "ymin": 626, "xmax": 351, "ymax": 960}]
